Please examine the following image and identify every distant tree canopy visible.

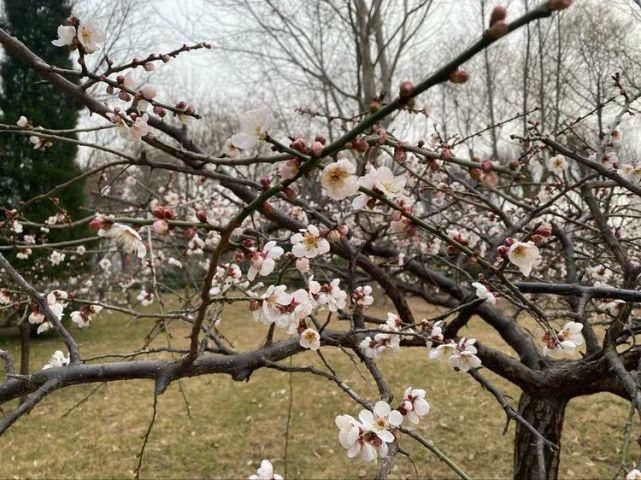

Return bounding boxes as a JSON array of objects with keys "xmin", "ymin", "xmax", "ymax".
[{"xmin": 0, "ymin": 0, "xmax": 84, "ymax": 225}]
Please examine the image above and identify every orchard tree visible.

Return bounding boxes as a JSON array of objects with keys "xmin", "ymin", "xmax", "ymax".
[{"xmin": 3, "ymin": 1, "xmax": 641, "ymax": 480}]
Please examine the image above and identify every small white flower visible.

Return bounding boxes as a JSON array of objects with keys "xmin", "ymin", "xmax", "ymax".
[
  {"xmin": 507, "ymin": 241, "xmax": 540, "ymax": 277},
  {"xmin": 51, "ymin": 25, "xmax": 76, "ymax": 47},
  {"xmin": 358, "ymin": 401, "xmax": 403, "ymax": 444},
  {"xmin": 128, "ymin": 114, "xmax": 149, "ymax": 142},
  {"xmin": 546, "ymin": 155, "xmax": 567, "ymax": 176},
  {"xmin": 617, "ymin": 163, "xmax": 641, "ymax": 184},
  {"xmin": 447, "ymin": 338, "xmax": 482, "ymax": 372},
  {"xmin": 168, "ymin": 257, "xmax": 183, "ymax": 268},
  {"xmin": 137, "ymin": 289, "xmax": 154, "ymax": 306},
  {"xmin": 400, "ymin": 387, "xmax": 430, "ymax": 425},
  {"xmin": 43, "ymin": 350, "xmax": 69, "ymax": 370},
  {"xmin": 77, "ymin": 21, "xmax": 105, "ymax": 53},
  {"xmin": 49, "ymin": 250, "xmax": 66, "ymax": 266},
  {"xmin": 76, "ymin": 245, "xmax": 86, "ymax": 255},
  {"xmin": 99, "ymin": 257, "xmax": 112, "ymax": 272},
  {"xmin": 248, "ymin": 459, "xmax": 283, "ymax": 480},
  {"xmin": 230, "ymin": 108, "xmax": 274, "ymax": 150},
  {"xmin": 0, "ymin": 289, "xmax": 11, "ymax": 305},
  {"xmin": 70, "ymin": 305, "xmax": 103, "ymax": 328},
  {"xmin": 335, "ymin": 414, "xmax": 361, "ymax": 450},
  {"xmin": 291, "ymin": 225, "xmax": 330, "ymax": 259},
  {"xmin": 187, "ymin": 234, "xmax": 205, "ymax": 256},
  {"xmin": 17, "ymin": 248, "xmax": 32, "ymax": 259},
  {"xmin": 472, "ymin": 282, "xmax": 495, "ymax": 305},
  {"xmin": 16, "ymin": 115, "xmax": 29, "ymax": 128},
  {"xmin": 321, "ymin": 159, "xmax": 359, "ymax": 200},
  {"xmin": 542, "ymin": 322, "xmax": 584, "ymax": 358},
  {"xmin": 374, "ymin": 166, "xmax": 406, "ymax": 198},
  {"xmin": 626, "ymin": 469, "xmax": 641, "ymax": 480},
  {"xmin": 254, "ymin": 285, "xmax": 292, "ymax": 326},
  {"xmin": 247, "ymin": 241, "xmax": 284, "ymax": 281},
  {"xmin": 352, "ymin": 285, "xmax": 374, "ymax": 309},
  {"xmin": 299, "ymin": 328, "xmax": 321, "ymax": 350}
]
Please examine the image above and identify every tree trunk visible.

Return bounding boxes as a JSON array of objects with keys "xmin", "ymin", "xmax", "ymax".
[{"xmin": 514, "ymin": 392, "xmax": 567, "ymax": 480}]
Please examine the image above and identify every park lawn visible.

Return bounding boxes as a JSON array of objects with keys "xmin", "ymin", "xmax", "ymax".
[{"xmin": 0, "ymin": 297, "xmax": 635, "ymax": 479}]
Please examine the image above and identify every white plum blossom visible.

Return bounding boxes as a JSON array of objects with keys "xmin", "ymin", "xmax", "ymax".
[
  {"xmin": 248, "ymin": 459, "xmax": 283, "ymax": 480},
  {"xmin": 230, "ymin": 108, "xmax": 274, "ymax": 150},
  {"xmin": 542, "ymin": 322, "xmax": 585, "ymax": 358},
  {"xmin": 472, "ymin": 282, "xmax": 496, "ymax": 305},
  {"xmin": 335, "ymin": 414, "xmax": 361, "ymax": 451},
  {"xmin": 70, "ymin": 305, "xmax": 103, "ymax": 328},
  {"xmin": 43, "ymin": 350, "xmax": 69, "ymax": 370},
  {"xmin": 168, "ymin": 257, "xmax": 183, "ymax": 268},
  {"xmin": 429, "ymin": 337, "xmax": 482, "ymax": 372},
  {"xmin": 77, "ymin": 21, "xmax": 105, "ymax": 53},
  {"xmin": 295, "ymin": 257, "xmax": 310, "ymax": 273},
  {"xmin": 507, "ymin": 241, "xmax": 540, "ymax": 277},
  {"xmin": 291, "ymin": 225, "xmax": 330, "ymax": 259},
  {"xmin": 321, "ymin": 159, "xmax": 359, "ymax": 200},
  {"xmin": 546, "ymin": 154, "xmax": 567, "ymax": 176},
  {"xmin": 49, "ymin": 250, "xmax": 65, "ymax": 266},
  {"xmin": 137, "ymin": 289, "xmax": 154, "ymax": 306},
  {"xmin": 359, "ymin": 313, "xmax": 402, "ymax": 359},
  {"xmin": 99, "ymin": 223, "xmax": 147, "ymax": 259},
  {"xmin": 99, "ymin": 257, "xmax": 112, "ymax": 272},
  {"xmin": 358, "ymin": 401, "xmax": 403, "ymax": 444},
  {"xmin": 0, "ymin": 289, "xmax": 11, "ymax": 305},
  {"xmin": 209, "ymin": 263, "xmax": 242, "ymax": 295},
  {"xmin": 299, "ymin": 328, "xmax": 321, "ymax": 350},
  {"xmin": 51, "ymin": 25, "xmax": 76, "ymax": 47},
  {"xmin": 627, "ymin": 469, "xmax": 641, "ymax": 480},
  {"xmin": 254, "ymin": 285, "xmax": 292, "ymax": 326},
  {"xmin": 16, "ymin": 115, "xmax": 29, "ymax": 128},
  {"xmin": 30, "ymin": 135, "xmax": 52, "ymax": 151},
  {"xmin": 373, "ymin": 166, "xmax": 406, "ymax": 198},
  {"xmin": 617, "ymin": 163, "xmax": 641, "ymax": 184},
  {"xmin": 352, "ymin": 285, "xmax": 374, "ymax": 309},
  {"xmin": 128, "ymin": 114, "xmax": 149, "ymax": 141},
  {"xmin": 447, "ymin": 338, "xmax": 482, "ymax": 372},
  {"xmin": 400, "ymin": 387, "xmax": 430, "ymax": 425},
  {"xmin": 317, "ymin": 279, "xmax": 347, "ymax": 312},
  {"xmin": 247, "ymin": 241, "xmax": 284, "ymax": 281},
  {"xmin": 352, "ymin": 167, "xmax": 377, "ymax": 209},
  {"xmin": 187, "ymin": 234, "xmax": 205, "ymax": 256},
  {"xmin": 16, "ymin": 248, "xmax": 32, "ymax": 260}
]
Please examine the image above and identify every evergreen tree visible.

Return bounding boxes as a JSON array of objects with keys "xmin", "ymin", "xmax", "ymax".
[{"xmin": 0, "ymin": 0, "xmax": 84, "ymax": 229}]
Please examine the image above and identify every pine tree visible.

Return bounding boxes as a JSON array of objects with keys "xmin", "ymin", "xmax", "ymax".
[
  {"xmin": 0, "ymin": 0, "xmax": 84, "ymax": 230},
  {"xmin": 0, "ymin": 0, "xmax": 87, "ymax": 278}
]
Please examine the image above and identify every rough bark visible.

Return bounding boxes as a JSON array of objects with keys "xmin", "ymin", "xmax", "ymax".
[{"xmin": 514, "ymin": 392, "xmax": 567, "ymax": 480}]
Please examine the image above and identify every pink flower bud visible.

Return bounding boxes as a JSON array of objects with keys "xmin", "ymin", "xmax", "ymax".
[
  {"xmin": 296, "ymin": 258, "xmax": 310, "ymax": 273},
  {"xmin": 352, "ymin": 137, "xmax": 369, "ymax": 153},
  {"xmin": 549, "ymin": 0, "xmax": 572, "ymax": 11},
  {"xmin": 196, "ymin": 209, "xmax": 208, "ymax": 223},
  {"xmin": 184, "ymin": 227, "xmax": 196, "ymax": 239},
  {"xmin": 338, "ymin": 224, "xmax": 349, "ymax": 236},
  {"xmin": 249, "ymin": 300, "xmax": 261, "ymax": 311},
  {"xmin": 481, "ymin": 159, "xmax": 493, "ymax": 171},
  {"xmin": 449, "ymin": 69, "xmax": 469, "ymax": 84},
  {"xmin": 328, "ymin": 229, "xmax": 341, "ymax": 242},
  {"xmin": 153, "ymin": 219, "xmax": 169, "ymax": 235},
  {"xmin": 496, "ymin": 245, "xmax": 508, "ymax": 257},
  {"xmin": 399, "ymin": 81, "xmax": 414, "ymax": 98},
  {"xmin": 535, "ymin": 224, "xmax": 553, "ymax": 237},
  {"xmin": 141, "ymin": 85, "xmax": 157, "ymax": 100},
  {"xmin": 504, "ymin": 237, "xmax": 515, "ymax": 247},
  {"xmin": 311, "ymin": 141, "xmax": 324, "ymax": 157},
  {"xmin": 489, "ymin": 6, "xmax": 507, "ymax": 26},
  {"xmin": 314, "ymin": 135, "xmax": 326, "ymax": 145},
  {"xmin": 485, "ymin": 21, "xmax": 508, "ymax": 40},
  {"xmin": 144, "ymin": 62, "xmax": 155, "ymax": 72},
  {"xmin": 152, "ymin": 206, "xmax": 165, "ymax": 219}
]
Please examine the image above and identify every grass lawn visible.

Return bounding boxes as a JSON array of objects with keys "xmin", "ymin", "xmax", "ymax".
[{"xmin": 0, "ymin": 297, "xmax": 636, "ymax": 479}]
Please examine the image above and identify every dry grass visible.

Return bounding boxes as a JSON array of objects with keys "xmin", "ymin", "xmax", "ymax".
[{"xmin": 0, "ymin": 297, "xmax": 636, "ymax": 479}]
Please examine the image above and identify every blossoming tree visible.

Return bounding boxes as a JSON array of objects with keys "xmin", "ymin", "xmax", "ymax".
[{"xmin": 1, "ymin": 1, "xmax": 641, "ymax": 479}]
